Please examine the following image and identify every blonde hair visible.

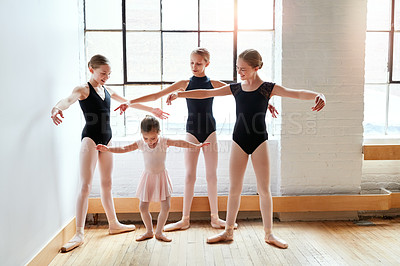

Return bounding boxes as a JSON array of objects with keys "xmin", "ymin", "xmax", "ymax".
[
  {"xmin": 141, "ymin": 115, "xmax": 160, "ymax": 133},
  {"xmin": 88, "ymin": 54, "xmax": 110, "ymax": 69},
  {"xmin": 191, "ymin": 48, "xmax": 210, "ymax": 63},
  {"xmin": 238, "ymin": 49, "xmax": 263, "ymax": 69}
]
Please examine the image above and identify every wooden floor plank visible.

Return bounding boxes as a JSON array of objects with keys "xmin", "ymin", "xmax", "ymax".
[{"xmin": 49, "ymin": 218, "xmax": 400, "ymax": 265}]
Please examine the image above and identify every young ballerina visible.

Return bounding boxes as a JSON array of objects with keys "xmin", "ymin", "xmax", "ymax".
[
  {"xmin": 96, "ymin": 115, "xmax": 210, "ymax": 242},
  {"xmin": 168, "ymin": 49, "xmax": 326, "ymax": 248},
  {"xmin": 50, "ymin": 54, "xmax": 169, "ymax": 252},
  {"xmin": 115, "ymin": 48, "xmax": 278, "ymax": 231}
]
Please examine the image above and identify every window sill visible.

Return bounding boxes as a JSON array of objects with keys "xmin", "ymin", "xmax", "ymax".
[{"xmin": 363, "ymin": 137, "xmax": 400, "ymax": 145}]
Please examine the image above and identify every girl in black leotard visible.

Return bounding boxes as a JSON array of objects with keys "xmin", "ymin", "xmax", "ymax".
[
  {"xmin": 51, "ymin": 54, "xmax": 168, "ymax": 253},
  {"xmin": 171, "ymin": 49, "xmax": 326, "ymax": 249}
]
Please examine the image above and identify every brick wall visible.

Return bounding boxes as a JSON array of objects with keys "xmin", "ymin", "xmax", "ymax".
[{"xmin": 280, "ymin": 0, "xmax": 367, "ymax": 195}]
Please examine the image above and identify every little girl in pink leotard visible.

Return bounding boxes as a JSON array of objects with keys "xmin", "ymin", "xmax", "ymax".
[{"xmin": 96, "ymin": 115, "xmax": 209, "ymax": 242}]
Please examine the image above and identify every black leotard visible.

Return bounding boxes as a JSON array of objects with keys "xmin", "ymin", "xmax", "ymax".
[
  {"xmin": 185, "ymin": 76, "xmax": 216, "ymax": 143},
  {"xmin": 78, "ymin": 82, "xmax": 112, "ymax": 145},
  {"xmin": 230, "ymin": 82, "xmax": 275, "ymax": 155}
]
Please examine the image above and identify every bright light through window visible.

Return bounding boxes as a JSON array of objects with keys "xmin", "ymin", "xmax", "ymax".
[
  {"xmin": 85, "ymin": 0, "xmax": 276, "ymax": 138},
  {"xmin": 364, "ymin": 0, "xmax": 400, "ymax": 137}
]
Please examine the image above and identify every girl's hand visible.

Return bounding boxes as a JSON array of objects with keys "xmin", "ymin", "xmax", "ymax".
[
  {"xmin": 51, "ymin": 107, "xmax": 64, "ymax": 125},
  {"xmin": 267, "ymin": 104, "xmax": 279, "ymax": 118},
  {"xmin": 152, "ymin": 108, "xmax": 170, "ymax": 119},
  {"xmin": 312, "ymin": 93, "xmax": 326, "ymax": 112},
  {"xmin": 196, "ymin": 142, "xmax": 211, "ymax": 148},
  {"xmin": 96, "ymin": 144, "xmax": 109, "ymax": 152},
  {"xmin": 166, "ymin": 93, "xmax": 178, "ymax": 105},
  {"xmin": 114, "ymin": 102, "xmax": 129, "ymax": 115}
]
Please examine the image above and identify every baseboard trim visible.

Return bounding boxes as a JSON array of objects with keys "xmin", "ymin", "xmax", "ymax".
[
  {"xmin": 27, "ymin": 217, "xmax": 76, "ymax": 266},
  {"xmin": 87, "ymin": 192, "xmax": 400, "ymax": 214}
]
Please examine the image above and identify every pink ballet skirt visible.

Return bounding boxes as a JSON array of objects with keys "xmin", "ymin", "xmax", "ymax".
[{"xmin": 136, "ymin": 169, "xmax": 173, "ymax": 202}]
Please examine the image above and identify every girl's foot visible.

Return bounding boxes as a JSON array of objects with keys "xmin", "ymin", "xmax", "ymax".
[
  {"xmin": 60, "ymin": 234, "xmax": 84, "ymax": 253},
  {"xmin": 210, "ymin": 214, "xmax": 238, "ymax": 229},
  {"xmin": 155, "ymin": 233, "xmax": 172, "ymax": 242},
  {"xmin": 136, "ymin": 232, "xmax": 154, "ymax": 241},
  {"xmin": 109, "ymin": 223, "xmax": 136, "ymax": 235},
  {"xmin": 207, "ymin": 226, "xmax": 234, "ymax": 244},
  {"xmin": 163, "ymin": 216, "xmax": 190, "ymax": 232},
  {"xmin": 265, "ymin": 233, "xmax": 288, "ymax": 249}
]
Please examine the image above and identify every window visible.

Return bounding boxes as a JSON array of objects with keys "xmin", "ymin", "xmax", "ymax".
[
  {"xmin": 84, "ymin": 0, "xmax": 275, "ymax": 138},
  {"xmin": 364, "ymin": 0, "xmax": 400, "ymax": 137}
]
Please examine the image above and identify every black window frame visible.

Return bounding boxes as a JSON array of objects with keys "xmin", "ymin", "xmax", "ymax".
[{"xmin": 84, "ymin": 0, "xmax": 276, "ymax": 87}]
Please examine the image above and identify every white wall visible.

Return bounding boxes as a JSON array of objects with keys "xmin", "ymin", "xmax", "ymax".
[
  {"xmin": 280, "ymin": 0, "xmax": 367, "ymax": 195},
  {"xmin": 0, "ymin": 0, "xmax": 84, "ymax": 265}
]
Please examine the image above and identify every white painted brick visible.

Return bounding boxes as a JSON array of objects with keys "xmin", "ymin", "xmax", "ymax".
[{"xmin": 280, "ymin": 0, "xmax": 366, "ymax": 195}]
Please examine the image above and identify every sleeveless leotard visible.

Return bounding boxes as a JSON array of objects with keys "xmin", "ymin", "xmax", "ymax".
[
  {"xmin": 78, "ymin": 82, "xmax": 112, "ymax": 145},
  {"xmin": 185, "ymin": 76, "xmax": 216, "ymax": 143},
  {"xmin": 230, "ymin": 82, "xmax": 275, "ymax": 154}
]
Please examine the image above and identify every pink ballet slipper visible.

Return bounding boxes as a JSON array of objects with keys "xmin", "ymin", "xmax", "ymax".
[
  {"xmin": 163, "ymin": 216, "xmax": 190, "ymax": 232},
  {"xmin": 60, "ymin": 240, "xmax": 83, "ymax": 253},
  {"xmin": 206, "ymin": 225, "xmax": 235, "ymax": 244},
  {"xmin": 108, "ymin": 224, "xmax": 136, "ymax": 235},
  {"xmin": 136, "ymin": 232, "xmax": 154, "ymax": 241},
  {"xmin": 265, "ymin": 233, "xmax": 288, "ymax": 249},
  {"xmin": 155, "ymin": 233, "xmax": 172, "ymax": 242},
  {"xmin": 210, "ymin": 214, "xmax": 238, "ymax": 229}
]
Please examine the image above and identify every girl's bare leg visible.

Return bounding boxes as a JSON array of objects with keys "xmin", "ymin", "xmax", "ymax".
[
  {"xmin": 164, "ymin": 133, "xmax": 200, "ymax": 231},
  {"xmin": 155, "ymin": 197, "xmax": 172, "ymax": 242},
  {"xmin": 252, "ymin": 141, "xmax": 288, "ymax": 249},
  {"xmin": 136, "ymin": 201, "xmax": 154, "ymax": 241},
  {"xmin": 61, "ymin": 138, "xmax": 97, "ymax": 252},
  {"xmin": 207, "ymin": 142, "xmax": 248, "ymax": 243},
  {"xmin": 98, "ymin": 140, "xmax": 135, "ymax": 234}
]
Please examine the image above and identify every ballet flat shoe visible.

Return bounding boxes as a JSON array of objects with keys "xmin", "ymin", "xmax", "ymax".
[
  {"xmin": 206, "ymin": 232, "xmax": 234, "ymax": 244},
  {"xmin": 265, "ymin": 235, "xmax": 288, "ymax": 249},
  {"xmin": 163, "ymin": 222, "xmax": 190, "ymax": 232},
  {"xmin": 136, "ymin": 233, "xmax": 154, "ymax": 241},
  {"xmin": 109, "ymin": 225, "xmax": 136, "ymax": 235},
  {"xmin": 211, "ymin": 221, "xmax": 239, "ymax": 230},
  {"xmin": 155, "ymin": 234, "xmax": 172, "ymax": 242},
  {"xmin": 60, "ymin": 241, "xmax": 83, "ymax": 253}
]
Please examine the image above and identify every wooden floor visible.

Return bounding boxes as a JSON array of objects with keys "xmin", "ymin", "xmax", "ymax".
[{"xmin": 49, "ymin": 217, "xmax": 400, "ymax": 265}]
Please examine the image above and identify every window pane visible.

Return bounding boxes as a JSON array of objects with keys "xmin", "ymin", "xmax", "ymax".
[
  {"xmin": 364, "ymin": 32, "xmax": 389, "ymax": 83},
  {"xmin": 126, "ymin": 0, "xmax": 160, "ymax": 30},
  {"xmin": 108, "ymin": 86, "xmax": 125, "ymax": 137},
  {"xmin": 364, "ymin": 84, "xmax": 387, "ymax": 136},
  {"xmin": 214, "ymin": 94, "xmax": 236, "ymax": 137},
  {"xmin": 124, "ymin": 85, "xmax": 162, "ymax": 137},
  {"xmin": 388, "ymin": 84, "xmax": 400, "ymax": 135},
  {"xmin": 162, "ymin": 84, "xmax": 188, "ymax": 136},
  {"xmin": 162, "ymin": 33, "xmax": 197, "ymax": 82},
  {"xmin": 126, "ymin": 32, "xmax": 161, "ymax": 82},
  {"xmin": 366, "ymin": 0, "xmax": 391, "ymax": 31},
  {"xmin": 395, "ymin": 0, "xmax": 400, "ymax": 30},
  {"xmin": 238, "ymin": 31, "xmax": 274, "ymax": 81},
  {"xmin": 86, "ymin": 32, "xmax": 123, "ymax": 84},
  {"xmin": 85, "ymin": 0, "xmax": 122, "ymax": 30},
  {"xmin": 238, "ymin": 0, "xmax": 274, "ymax": 30},
  {"xmin": 162, "ymin": 0, "xmax": 197, "ymax": 30},
  {"xmin": 393, "ymin": 33, "xmax": 400, "ymax": 81},
  {"xmin": 200, "ymin": 33, "xmax": 234, "ymax": 81},
  {"xmin": 200, "ymin": 0, "xmax": 234, "ymax": 31}
]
